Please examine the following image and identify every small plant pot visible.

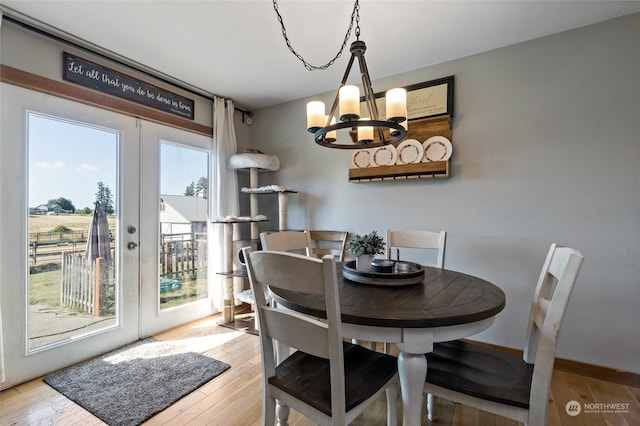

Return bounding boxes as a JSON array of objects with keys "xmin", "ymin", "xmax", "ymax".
[{"xmin": 356, "ymin": 254, "xmax": 374, "ymax": 272}]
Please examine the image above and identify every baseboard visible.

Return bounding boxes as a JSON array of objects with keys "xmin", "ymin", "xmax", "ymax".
[{"xmin": 464, "ymin": 339, "xmax": 640, "ymax": 387}]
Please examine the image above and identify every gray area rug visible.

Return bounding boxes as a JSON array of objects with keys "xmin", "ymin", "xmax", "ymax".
[{"xmin": 44, "ymin": 337, "xmax": 230, "ymax": 426}]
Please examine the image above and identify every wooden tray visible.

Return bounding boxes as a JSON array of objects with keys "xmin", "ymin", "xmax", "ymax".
[{"xmin": 342, "ymin": 260, "xmax": 424, "ymax": 287}]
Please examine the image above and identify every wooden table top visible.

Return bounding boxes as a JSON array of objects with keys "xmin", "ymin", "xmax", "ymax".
[{"xmin": 271, "ymin": 264, "xmax": 506, "ymax": 328}]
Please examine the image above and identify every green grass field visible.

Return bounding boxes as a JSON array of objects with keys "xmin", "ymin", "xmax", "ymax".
[{"xmin": 29, "ymin": 270, "xmax": 62, "ymax": 305}]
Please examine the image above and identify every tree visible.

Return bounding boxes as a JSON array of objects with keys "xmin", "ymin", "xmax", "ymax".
[
  {"xmin": 95, "ymin": 182, "xmax": 114, "ymax": 214},
  {"xmin": 195, "ymin": 176, "xmax": 208, "ymax": 198},
  {"xmin": 184, "ymin": 182, "xmax": 196, "ymax": 196},
  {"xmin": 47, "ymin": 197, "xmax": 75, "ymax": 212},
  {"xmin": 184, "ymin": 176, "xmax": 207, "ymax": 197}
]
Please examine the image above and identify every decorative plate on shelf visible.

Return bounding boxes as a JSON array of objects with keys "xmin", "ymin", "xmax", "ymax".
[
  {"xmin": 350, "ymin": 149, "xmax": 372, "ymax": 168},
  {"xmin": 396, "ymin": 139, "xmax": 424, "ymax": 165},
  {"xmin": 371, "ymin": 144, "xmax": 398, "ymax": 167},
  {"xmin": 422, "ymin": 136, "xmax": 453, "ymax": 162}
]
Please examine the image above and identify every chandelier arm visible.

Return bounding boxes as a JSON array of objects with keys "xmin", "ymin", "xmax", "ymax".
[
  {"xmin": 354, "ymin": 50, "xmax": 386, "ymax": 142},
  {"xmin": 326, "ymin": 54, "xmax": 358, "ymax": 127},
  {"xmin": 356, "ymin": 53, "xmax": 379, "ymax": 120}
]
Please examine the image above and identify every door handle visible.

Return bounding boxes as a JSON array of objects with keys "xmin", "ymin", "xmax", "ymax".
[{"xmin": 127, "ymin": 242, "xmax": 138, "ymax": 250}]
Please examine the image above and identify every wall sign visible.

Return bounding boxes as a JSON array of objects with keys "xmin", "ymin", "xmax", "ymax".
[
  {"xmin": 404, "ymin": 76, "xmax": 454, "ymax": 120},
  {"xmin": 361, "ymin": 75, "xmax": 454, "ymax": 121},
  {"xmin": 63, "ymin": 52, "xmax": 194, "ymax": 120}
]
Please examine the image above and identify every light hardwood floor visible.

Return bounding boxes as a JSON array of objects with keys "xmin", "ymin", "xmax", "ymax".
[{"xmin": 1, "ymin": 313, "xmax": 638, "ymax": 425}]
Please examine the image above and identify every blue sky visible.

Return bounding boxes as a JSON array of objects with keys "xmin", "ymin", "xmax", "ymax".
[
  {"xmin": 28, "ymin": 113, "xmax": 208, "ymax": 211},
  {"xmin": 160, "ymin": 143, "xmax": 209, "ymax": 197}
]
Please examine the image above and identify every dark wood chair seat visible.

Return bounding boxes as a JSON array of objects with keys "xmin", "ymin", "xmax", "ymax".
[
  {"xmin": 270, "ymin": 341, "xmax": 399, "ymax": 416},
  {"xmin": 426, "ymin": 340, "xmax": 534, "ymax": 408}
]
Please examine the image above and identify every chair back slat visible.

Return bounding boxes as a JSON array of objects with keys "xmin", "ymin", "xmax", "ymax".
[
  {"xmin": 386, "ymin": 229, "xmax": 447, "ymax": 268},
  {"xmin": 261, "ymin": 306, "xmax": 331, "ymax": 359},
  {"xmin": 248, "ymin": 250, "xmax": 325, "ymax": 295},
  {"xmin": 310, "ymin": 230, "xmax": 349, "ymax": 261},
  {"xmin": 260, "ymin": 230, "xmax": 311, "ymax": 256},
  {"xmin": 531, "ymin": 297, "xmax": 550, "ymax": 331}
]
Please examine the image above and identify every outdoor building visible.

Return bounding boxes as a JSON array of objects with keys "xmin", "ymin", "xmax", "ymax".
[{"xmin": 159, "ymin": 194, "xmax": 208, "ymax": 238}]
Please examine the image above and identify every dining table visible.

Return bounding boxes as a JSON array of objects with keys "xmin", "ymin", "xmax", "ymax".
[{"xmin": 270, "ymin": 261, "xmax": 506, "ymax": 426}]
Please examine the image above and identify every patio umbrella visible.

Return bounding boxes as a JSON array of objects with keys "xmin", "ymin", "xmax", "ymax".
[{"xmin": 85, "ymin": 203, "xmax": 111, "ymax": 262}]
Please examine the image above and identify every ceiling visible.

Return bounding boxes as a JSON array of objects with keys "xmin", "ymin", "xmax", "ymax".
[{"xmin": 3, "ymin": 1, "xmax": 640, "ymax": 111}]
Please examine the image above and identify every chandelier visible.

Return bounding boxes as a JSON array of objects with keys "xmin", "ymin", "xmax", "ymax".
[{"xmin": 272, "ymin": 0, "xmax": 408, "ymax": 149}]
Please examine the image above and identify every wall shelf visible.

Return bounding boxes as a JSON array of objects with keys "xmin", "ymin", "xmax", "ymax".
[
  {"xmin": 347, "ymin": 115, "xmax": 453, "ymax": 183},
  {"xmin": 349, "ymin": 161, "xmax": 449, "ymax": 183}
]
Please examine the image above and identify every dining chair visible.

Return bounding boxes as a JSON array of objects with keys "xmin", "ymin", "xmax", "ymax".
[
  {"xmin": 424, "ymin": 243, "xmax": 584, "ymax": 426},
  {"xmin": 309, "ymin": 230, "xmax": 349, "ymax": 261},
  {"xmin": 386, "ymin": 229, "xmax": 447, "ymax": 268},
  {"xmin": 243, "ymin": 248, "xmax": 399, "ymax": 426},
  {"xmin": 236, "ymin": 230, "xmax": 312, "ymax": 308}
]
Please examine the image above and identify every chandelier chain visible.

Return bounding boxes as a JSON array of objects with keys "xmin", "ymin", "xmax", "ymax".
[{"xmin": 272, "ymin": 0, "xmax": 360, "ymax": 71}]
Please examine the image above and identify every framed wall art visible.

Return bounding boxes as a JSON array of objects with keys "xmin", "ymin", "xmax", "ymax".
[
  {"xmin": 360, "ymin": 75, "xmax": 454, "ymax": 121},
  {"xmin": 403, "ymin": 76, "xmax": 454, "ymax": 120}
]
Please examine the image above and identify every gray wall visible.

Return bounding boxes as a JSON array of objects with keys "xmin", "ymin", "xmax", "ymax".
[{"xmin": 249, "ymin": 13, "xmax": 640, "ymax": 373}]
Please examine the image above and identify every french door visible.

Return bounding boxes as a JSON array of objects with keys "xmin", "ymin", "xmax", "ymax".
[
  {"xmin": 139, "ymin": 121, "xmax": 219, "ymax": 336},
  {"xmin": 0, "ymin": 84, "xmax": 218, "ymax": 390}
]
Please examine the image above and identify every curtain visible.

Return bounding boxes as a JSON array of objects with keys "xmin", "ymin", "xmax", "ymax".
[
  {"xmin": 212, "ymin": 97, "xmax": 239, "ymax": 308},
  {"xmin": 213, "ymin": 96, "xmax": 239, "ymax": 219}
]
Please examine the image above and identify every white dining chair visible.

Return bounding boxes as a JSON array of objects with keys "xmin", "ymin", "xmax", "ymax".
[
  {"xmin": 243, "ymin": 248, "xmax": 399, "ymax": 426},
  {"xmin": 386, "ymin": 229, "xmax": 447, "ymax": 268},
  {"xmin": 424, "ymin": 243, "xmax": 584, "ymax": 426}
]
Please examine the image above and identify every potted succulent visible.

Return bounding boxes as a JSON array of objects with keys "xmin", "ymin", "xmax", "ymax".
[{"xmin": 346, "ymin": 230, "xmax": 386, "ymax": 271}]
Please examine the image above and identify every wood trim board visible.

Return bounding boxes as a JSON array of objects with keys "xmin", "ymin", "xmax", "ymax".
[{"xmin": 1, "ymin": 65, "xmax": 212, "ymax": 137}]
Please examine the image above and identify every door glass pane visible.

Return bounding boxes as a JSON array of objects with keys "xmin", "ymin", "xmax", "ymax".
[
  {"xmin": 159, "ymin": 142, "xmax": 209, "ymax": 310},
  {"xmin": 28, "ymin": 112, "xmax": 118, "ymax": 350}
]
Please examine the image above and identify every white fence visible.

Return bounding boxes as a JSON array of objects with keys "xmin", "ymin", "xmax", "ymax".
[{"xmin": 60, "ymin": 254, "xmax": 112, "ymax": 316}]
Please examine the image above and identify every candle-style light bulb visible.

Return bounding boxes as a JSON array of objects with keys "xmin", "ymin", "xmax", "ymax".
[
  {"xmin": 306, "ymin": 101, "xmax": 325, "ymax": 132},
  {"xmin": 385, "ymin": 88, "xmax": 407, "ymax": 122},
  {"xmin": 325, "ymin": 116, "xmax": 337, "ymax": 142},
  {"xmin": 339, "ymin": 85, "xmax": 360, "ymax": 121},
  {"xmin": 357, "ymin": 117, "xmax": 373, "ymax": 143}
]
